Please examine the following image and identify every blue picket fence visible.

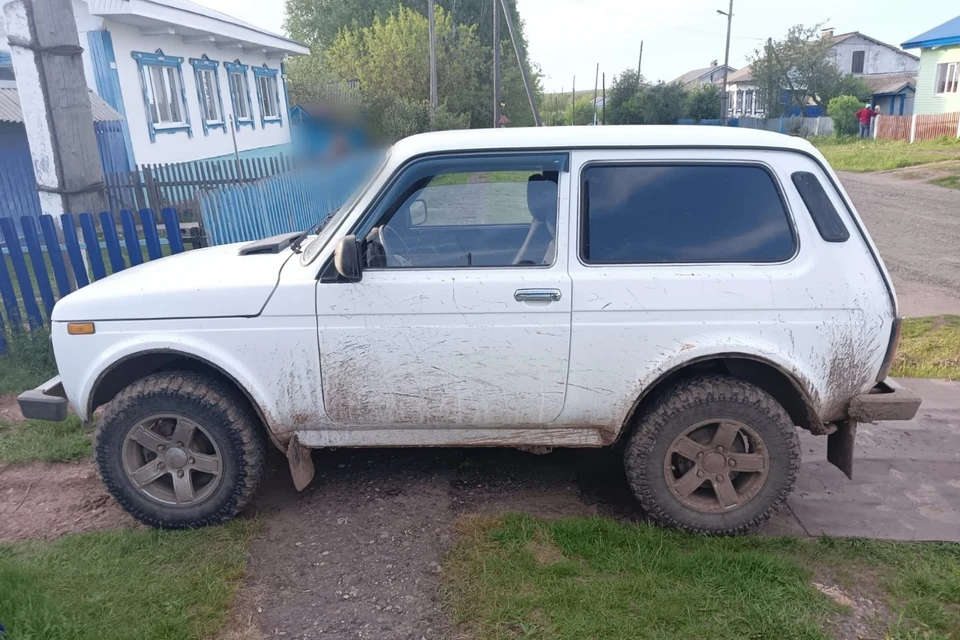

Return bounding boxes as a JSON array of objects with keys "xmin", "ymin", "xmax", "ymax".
[
  {"xmin": 198, "ymin": 152, "xmax": 377, "ymax": 246},
  {"xmin": 0, "ymin": 208, "xmax": 184, "ymax": 350}
]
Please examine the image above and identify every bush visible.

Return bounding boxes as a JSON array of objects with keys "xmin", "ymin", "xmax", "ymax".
[
  {"xmin": 686, "ymin": 84, "xmax": 722, "ymax": 120},
  {"xmin": 827, "ymin": 95, "xmax": 862, "ymax": 137}
]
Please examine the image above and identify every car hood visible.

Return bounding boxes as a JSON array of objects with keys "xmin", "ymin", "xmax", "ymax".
[{"xmin": 52, "ymin": 243, "xmax": 293, "ymax": 322}]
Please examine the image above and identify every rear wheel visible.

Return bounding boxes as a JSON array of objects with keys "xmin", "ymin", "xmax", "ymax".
[
  {"xmin": 94, "ymin": 372, "xmax": 265, "ymax": 529},
  {"xmin": 624, "ymin": 375, "xmax": 800, "ymax": 535}
]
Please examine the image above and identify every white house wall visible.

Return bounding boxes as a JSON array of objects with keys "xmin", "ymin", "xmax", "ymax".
[
  {"xmin": 85, "ymin": 20, "xmax": 291, "ymax": 165},
  {"xmin": 829, "ymin": 35, "xmax": 918, "ymax": 75}
]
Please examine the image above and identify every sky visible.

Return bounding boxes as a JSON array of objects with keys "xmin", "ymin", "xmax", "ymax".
[{"xmin": 193, "ymin": 0, "xmax": 957, "ymax": 91}]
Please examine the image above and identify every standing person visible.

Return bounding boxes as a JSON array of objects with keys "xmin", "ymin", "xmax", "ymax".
[{"xmin": 856, "ymin": 104, "xmax": 876, "ymax": 139}]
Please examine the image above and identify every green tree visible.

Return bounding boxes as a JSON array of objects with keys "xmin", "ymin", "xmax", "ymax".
[
  {"xmin": 641, "ymin": 82, "xmax": 688, "ymax": 124},
  {"xmin": 325, "ymin": 6, "xmax": 486, "ymax": 134},
  {"xmin": 566, "ymin": 96, "xmax": 597, "ymax": 126},
  {"xmin": 605, "ymin": 69, "xmax": 647, "ymax": 125},
  {"xmin": 748, "ymin": 24, "xmax": 847, "ymax": 116},
  {"xmin": 284, "ymin": 0, "xmax": 540, "ymax": 127},
  {"xmin": 686, "ymin": 83, "xmax": 721, "ymax": 120},
  {"xmin": 827, "ymin": 95, "xmax": 862, "ymax": 137}
]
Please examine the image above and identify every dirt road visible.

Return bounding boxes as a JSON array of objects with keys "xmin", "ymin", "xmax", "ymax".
[
  {"xmin": 233, "ymin": 377, "xmax": 960, "ymax": 639},
  {"xmin": 839, "ymin": 171, "xmax": 960, "ymax": 316}
]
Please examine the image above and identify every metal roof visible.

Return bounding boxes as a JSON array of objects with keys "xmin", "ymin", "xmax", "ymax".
[
  {"xmin": 671, "ymin": 64, "xmax": 736, "ymax": 86},
  {"xmin": 859, "ymin": 72, "xmax": 917, "ymax": 96},
  {"xmin": 0, "ymin": 88, "xmax": 124, "ymax": 123},
  {"xmin": 903, "ymin": 15, "xmax": 960, "ymax": 49}
]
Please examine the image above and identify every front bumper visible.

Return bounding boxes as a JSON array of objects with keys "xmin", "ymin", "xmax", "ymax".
[
  {"xmin": 17, "ymin": 376, "xmax": 69, "ymax": 422},
  {"xmin": 848, "ymin": 378, "xmax": 921, "ymax": 422}
]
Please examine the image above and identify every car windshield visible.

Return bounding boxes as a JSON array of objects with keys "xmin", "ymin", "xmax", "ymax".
[{"xmin": 301, "ymin": 150, "xmax": 390, "ymax": 265}]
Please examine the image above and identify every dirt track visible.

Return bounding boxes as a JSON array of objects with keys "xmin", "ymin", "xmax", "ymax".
[{"xmin": 839, "ymin": 171, "xmax": 960, "ymax": 316}]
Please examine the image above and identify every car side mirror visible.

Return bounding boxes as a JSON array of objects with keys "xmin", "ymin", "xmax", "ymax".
[
  {"xmin": 409, "ymin": 199, "xmax": 428, "ymax": 226},
  {"xmin": 334, "ymin": 235, "xmax": 362, "ymax": 282}
]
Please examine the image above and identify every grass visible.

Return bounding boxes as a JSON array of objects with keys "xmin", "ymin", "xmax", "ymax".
[
  {"xmin": 929, "ymin": 175, "xmax": 960, "ymax": 190},
  {"xmin": 443, "ymin": 514, "xmax": 960, "ymax": 640},
  {"xmin": 0, "ymin": 328, "xmax": 58, "ymax": 396},
  {"xmin": 812, "ymin": 136, "xmax": 960, "ymax": 172},
  {"xmin": 892, "ymin": 316, "xmax": 960, "ymax": 380},
  {"xmin": 0, "ymin": 415, "xmax": 90, "ymax": 465},
  {"xmin": 0, "ymin": 520, "xmax": 258, "ymax": 640}
]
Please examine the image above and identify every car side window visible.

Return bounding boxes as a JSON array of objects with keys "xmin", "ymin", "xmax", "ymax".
[
  {"xmin": 580, "ymin": 164, "xmax": 796, "ymax": 264},
  {"xmin": 360, "ymin": 154, "xmax": 565, "ymax": 269},
  {"xmin": 791, "ymin": 171, "xmax": 850, "ymax": 242}
]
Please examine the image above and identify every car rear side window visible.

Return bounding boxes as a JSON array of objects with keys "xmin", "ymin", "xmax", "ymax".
[
  {"xmin": 580, "ymin": 164, "xmax": 796, "ymax": 264},
  {"xmin": 791, "ymin": 171, "xmax": 850, "ymax": 242}
]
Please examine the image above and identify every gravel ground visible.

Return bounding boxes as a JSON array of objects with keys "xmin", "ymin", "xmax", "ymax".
[{"xmin": 839, "ymin": 171, "xmax": 960, "ymax": 317}]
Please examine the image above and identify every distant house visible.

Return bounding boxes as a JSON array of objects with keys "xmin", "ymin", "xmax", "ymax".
[
  {"xmin": 723, "ymin": 30, "xmax": 918, "ymax": 117},
  {"xmin": 724, "ymin": 67, "xmax": 762, "ymax": 117},
  {"xmin": 824, "ymin": 30, "xmax": 918, "ymax": 76},
  {"xmin": 0, "ymin": 0, "xmax": 309, "ymax": 169},
  {"xmin": 672, "ymin": 61, "xmax": 737, "ymax": 87},
  {"xmin": 903, "ymin": 15, "xmax": 960, "ymax": 115}
]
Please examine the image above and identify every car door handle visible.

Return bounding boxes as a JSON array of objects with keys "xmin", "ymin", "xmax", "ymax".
[{"xmin": 514, "ymin": 288, "xmax": 562, "ymax": 302}]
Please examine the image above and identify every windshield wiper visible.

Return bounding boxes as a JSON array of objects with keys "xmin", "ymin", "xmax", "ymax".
[{"xmin": 290, "ymin": 207, "xmax": 340, "ymax": 254}]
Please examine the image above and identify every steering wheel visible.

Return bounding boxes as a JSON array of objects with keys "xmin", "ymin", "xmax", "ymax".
[{"xmin": 378, "ymin": 225, "xmax": 414, "ymax": 267}]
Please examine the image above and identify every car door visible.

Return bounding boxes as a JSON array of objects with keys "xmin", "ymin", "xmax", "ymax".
[{"xmin": 316, "ymin": 151, "xmax": 573, "ymax": 428}]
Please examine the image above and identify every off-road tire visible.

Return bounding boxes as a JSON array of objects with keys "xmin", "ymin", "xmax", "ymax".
[
  {"xmin": 94, "ymin": 371, "xmax": 265, "ymax": 529},
  {"xmin": 624, "ymin": 374, "xmax": 801, "ymax": 535}
]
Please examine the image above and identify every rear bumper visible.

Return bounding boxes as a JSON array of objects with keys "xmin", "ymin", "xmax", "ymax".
[
  {"xmin": 847, "ymin": 378, "xmax": 921, "ymax": 422},
  {"xmin": 17, "ymin": 376, "xmax": 69, "ymax": 422}
]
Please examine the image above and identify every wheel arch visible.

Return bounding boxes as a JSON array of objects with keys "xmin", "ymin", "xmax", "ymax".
[
  {"xmin": 616, "ymin": 353, "xmax": 821, "ymax": 444},
  {"xmin": 89, "ymin": 349, "xmax": 282, "ymax": 450}
]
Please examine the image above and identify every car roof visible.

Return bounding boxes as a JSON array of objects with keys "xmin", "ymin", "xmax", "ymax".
[{"xmin": 391, "ymin": 125, "xmax": 816, "ymax": 159}]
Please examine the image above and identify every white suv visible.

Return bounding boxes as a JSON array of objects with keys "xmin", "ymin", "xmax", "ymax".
[{"xmin": 20, "ymin": 126, "xmax": 920, "ymax": 534}]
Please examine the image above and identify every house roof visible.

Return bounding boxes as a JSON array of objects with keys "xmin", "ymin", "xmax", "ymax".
[
  {"xmin": 858, "ymin": 72, "xmax": 917, "ymax": 96},
  {"xmin": 726, "ymin": 66, "xmax": 754, "ymax": 83},
  {"xmin": 828, "ymin": 31, "xmax": 919, "ymax": 60},
  {"xmin": 0, "ymin": 87, "xmax": 123, "ymax": 123},
  {"xmin": 672, "ymin": 64, "xmax": 736, "ymax": 85},
  {"xmin": 903, "ymin": 15, "xmax": 960, "ymax": 49},
  {"xmin": 85, "ymin": 0, "xmax": 309, "ymax": 56}
]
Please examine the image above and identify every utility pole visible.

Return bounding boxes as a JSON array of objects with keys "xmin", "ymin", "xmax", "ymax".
[
  {"xmin": 601, "ymin": 72, "xmax": 606, "ymax": 125},
  {"xmin": 637, "ymin": 41, "xmax": 643, "ymax": 81},
  {"xmin": 593, "ymin": 63, "xmax": 599, "ymax": 125},
  {"xmin": 571, "ymin": 76, "xmax": 575, "ymax": 125},
  {"xmin": 428, "ymin": 0, "xmax": 438, "ymax": 116},
  {"xmin": 4, "ymin": 0, "xmax": 106, "ymax": 217},
  {"xmin": 498, "ymin": 0, "xmax": 541, "ymax": 126},
  {"xmin": 492, "ymin": 0, "xmax": 500, "ymax": 128},
  {"xmin": 717, "ymin": 0, "xmax": 733, "ymax": 120}
]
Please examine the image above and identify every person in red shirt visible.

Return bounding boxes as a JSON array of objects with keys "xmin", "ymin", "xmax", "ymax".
[{"xmin": 856, "ymin": 104, "xmax": 877, "ymax": 139}]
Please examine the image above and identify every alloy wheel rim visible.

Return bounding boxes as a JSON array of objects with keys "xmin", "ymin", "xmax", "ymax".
[
  {"xmin": 663, "ymin": 418, "xmax": 770, "ymax": 513},
  {"xmin": 121, "ymin": 413, "xmax": 224, "ymax": 507}
]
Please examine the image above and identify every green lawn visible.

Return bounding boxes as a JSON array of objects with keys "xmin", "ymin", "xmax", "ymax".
[
  {"xmin": 0, "ymin": 520, "xmax": 257, "ymax": 640},
  {"xmin": 892, "ymin": 316, "xmax": 960, "ymax": 380},
  {"xmin": 0, "ymin": 415, "xmax": 89, "ymax": 465},
  {"xmin": 444, "ymin": 514, "xmax": 960, "ymax": 640},
  {"xmin": 812, "ymin": 137, "xmax": 960, "ymax": 172},
  {"xmin": 929, "ymin": 175, "xmax": 960, "ymax": 190}
]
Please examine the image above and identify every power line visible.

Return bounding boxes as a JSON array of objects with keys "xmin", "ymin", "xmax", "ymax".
[{"xmin": 557, "ymin": 0, "xmax": 765, "ymax": 41}]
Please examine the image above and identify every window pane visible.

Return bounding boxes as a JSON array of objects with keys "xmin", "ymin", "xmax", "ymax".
[
  {"xmin": 581, "ymin": 165, "xmax": 795, "ymax": 264},
  {"xmin": 199, "ymin": 69, "xmax": 219, "ymax": 122},
  {"xmin": 231, "ymin": 72, "xmax": 248, "ymax": 119},
  {"xmin": 364, "ymin": 168, "xmax": 560, "ymax": 268},
  {"xmin": 166, "ymin": 67, "xmax": 181, "ymax": 123},
  {"xmin": 937, "ymin": 64, "xmax": 948, "ymax": 94}
]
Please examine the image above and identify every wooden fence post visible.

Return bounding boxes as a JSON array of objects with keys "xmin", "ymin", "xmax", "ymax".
[
  {"xmin": 956, "ymin": 112, "xmax": 960, "ymax": 139},
  {"xmin": 909, "ymin": 114, "xmax": 917, "ymax": 143}
]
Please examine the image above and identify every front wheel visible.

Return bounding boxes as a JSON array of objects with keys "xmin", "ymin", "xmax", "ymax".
[
  {"xmin": 94, "ymin": 372, "xmax": 265, "ymax": 529},
  {"xmin": 624, "ymin": 375, "xmax": 800, "ymax": 535}
]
